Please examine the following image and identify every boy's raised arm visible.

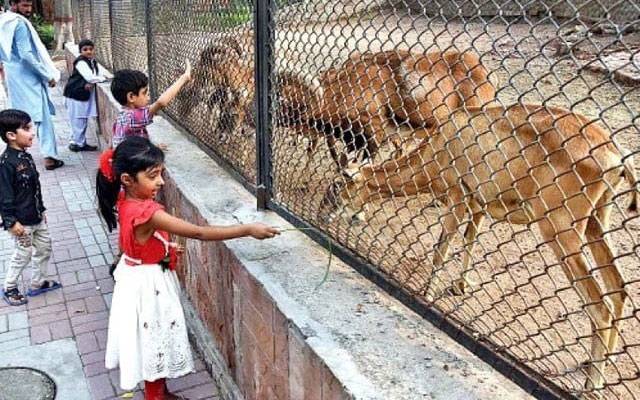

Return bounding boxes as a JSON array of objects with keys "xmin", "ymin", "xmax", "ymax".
[{"xmin": 149, "ymin": 60, "xmax": 192, "ymax": 116}]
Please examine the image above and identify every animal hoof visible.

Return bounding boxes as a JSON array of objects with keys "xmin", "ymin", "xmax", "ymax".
[
  {"xmin": 350, "ymin": 213, "xmax": 365, "ymax": 225},
  {"xmin": 444, "ymin": 278, "xmax": 478, "ymax": 296}
]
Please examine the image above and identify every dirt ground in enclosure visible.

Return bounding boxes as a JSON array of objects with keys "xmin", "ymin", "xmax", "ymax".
[{"xmin": 153, "ymin": 9, "xmax": 640, "ymax": 398}]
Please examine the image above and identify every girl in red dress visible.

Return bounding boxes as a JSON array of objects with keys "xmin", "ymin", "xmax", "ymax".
[{"xmin": 96, "ymin": 137, "xmax": 278, "ymax": 400}]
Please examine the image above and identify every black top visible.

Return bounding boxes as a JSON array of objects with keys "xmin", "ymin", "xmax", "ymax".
[
  {"xmin": 0, "ymin": 147, "xmax": 46, "ymax": 229},
  {"xmin": 63, "ymin": 56, "xmax": 99, "ymax": 101}
]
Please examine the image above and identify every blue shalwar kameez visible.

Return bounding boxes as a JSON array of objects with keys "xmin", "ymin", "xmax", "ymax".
[{"xmin": 0, "ymin": 12, "xmax": 60, "ymax": 159}]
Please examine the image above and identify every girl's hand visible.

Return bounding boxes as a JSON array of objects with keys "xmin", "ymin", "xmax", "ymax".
[
  {"xmin": 183, "ymin": 59, "xmax": 192, "ymax": 82},
  {"xmin": 247, "ymin": 223, "xmax": 279, "ymax": 240},
  {"xmin": 157, "ymin": 143, "xmax": 169, "ymax": 151}
]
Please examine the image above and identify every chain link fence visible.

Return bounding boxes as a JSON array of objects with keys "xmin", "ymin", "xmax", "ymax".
[
  {"xmin": 148, "ymin": 0, "xmax": 257, "ymax": 184},
  {"xmin": 73, "ymin": 0, "xmax": 640, "ymax": 398},
  {"xmin": 71, "ymin": 0, "xmax": 92, "ymax": 42},
  {"xmin": 110, "ymin": 0, "xmax": 148, "ymax": 73}
]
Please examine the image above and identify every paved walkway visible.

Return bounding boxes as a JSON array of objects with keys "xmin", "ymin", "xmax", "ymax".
[{"xmin": 0, "ymin": 67, "xmax": 219, "ymax": 399}]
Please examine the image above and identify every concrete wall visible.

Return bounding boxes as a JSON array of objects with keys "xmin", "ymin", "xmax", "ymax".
[{"xmin": 66, "ymin": 44, "xmax": 535, "ymax": 400}]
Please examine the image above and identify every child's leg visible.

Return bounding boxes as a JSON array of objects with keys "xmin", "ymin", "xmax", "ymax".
[
  {"xmin": 29, "ymin": 222, "xmax": 52, "ymax": 288},
  {"xmin": 4, "ymin": 226, "xmax": 34, "ymax": 290},
  {"xmin": 143, "ymin": 379, "xmax": 185, "ymax": 400},
  {"xmin": 144, "ymin": 379, "xmax": 165, "ymax": 400},
  {"xmin": 69, "ymin": 117, "xmax": 89, "ymax": 146}
]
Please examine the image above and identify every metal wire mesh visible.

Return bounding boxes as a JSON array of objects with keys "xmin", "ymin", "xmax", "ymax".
[
  {"xmin": 88, "ymin": 0, "xmax": 112, "ymax": 69},
  {"xmin": 74, "ymin": 0, "xmax": 640, "ymax": 397},
  {"xmin": 147, "ymin": 0, "xmax": 257, "ymax": 184},
  {"xmin": 71, "ymin": 0, "xmax": 92, "ymax": 43},
  {"xmin": 268, "ymin": 1, "xmax": 640, "ymax": 398},
  {"xmin": 110, "ymin": 0, "xmax": 148, "ymax": 73}
]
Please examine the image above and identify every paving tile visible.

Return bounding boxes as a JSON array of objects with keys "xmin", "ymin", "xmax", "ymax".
[
  {"xmin": 71, "ymin": 310, "xmax": 109, "ymax": 327},
  {"xmin": 84, "ymin": 360, "xmax": 109, "ymax": 377},
  {"xmin": 59, "ymin": 271, "xmax": 79, "ymax": 286},
  {"xmin": 176, "ymin": 383, "xmax": 220, "ymax": 399},
  {"xmin": 167, "ymin": 370, "xmax": 213, "ymax": 392},
  {"xmin": 7, "ymin": 311, "xmax": 28, "ymax": 330},
  {"xmin": 0, "ymin": 336, "xmax": 31, "ymax": 351},
  {"xmin": 73, "ymin": 318, "xmax": 109, "ymax": 335},
  {"xmin": 28, "ymin": 307, "xmax": 68, "ymax": 326},
  {"xmin": 88, "ymin": 373, "xmax": 116, "ymax": 400},
  {"xmin": 76, "ymin": 332, "xmax": 100, "ymax": 354},
  {"xmin": 81, "ymin": 350, "xmax": 106, "ymax": 366},
  {"xmin": 28, "ymin": 302, "xmax": 66, "ymax": 317},
  {"xmin": 30, "ymin": 324, "xmax": 52, "ymax": 344},
  {"xmin": 0, "ymin": 328, "xmax": 29, "ymax": 342},
  {"xmin": 85, "ymin": 295, "xmax": 107, "ymax": 313},
  {"xmin": 50, "ymin": 319, "xmax": 73, "ymax": 339}
]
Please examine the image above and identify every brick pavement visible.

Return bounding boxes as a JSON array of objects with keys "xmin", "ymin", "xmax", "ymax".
[{"xmin": 0, "ymin": 68, "xmax": 220, "ymax": 399}]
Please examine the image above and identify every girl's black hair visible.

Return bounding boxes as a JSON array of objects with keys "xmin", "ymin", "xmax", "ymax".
[{"xmin": 96, "ymin": 137, "xmax": 165, "ymax": 232}]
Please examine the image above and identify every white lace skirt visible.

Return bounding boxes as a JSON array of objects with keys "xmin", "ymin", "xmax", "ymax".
[{"xmin": 105, "ymin": 258, "xmax": 194, "ymax": 390}]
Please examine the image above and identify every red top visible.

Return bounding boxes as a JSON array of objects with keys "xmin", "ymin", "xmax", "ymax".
[{"xmin": 117, "ymin": 197, "xmax": 175, "ymax": 268}]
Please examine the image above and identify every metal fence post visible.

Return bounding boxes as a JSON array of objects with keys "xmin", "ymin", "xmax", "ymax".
[
  {"xmin": 143, "ymin": 0, "xmax": 156, "ymax": 99},
  {"xmin": 254, "ymin": 0, "xmax": 275, "ymax": 210},
  {"xmin": 107, "ymin": 0, "xmax": 114, "ymax": 63}
]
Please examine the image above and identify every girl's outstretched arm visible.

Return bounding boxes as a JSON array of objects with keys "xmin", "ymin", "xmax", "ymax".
[{"xmin": 142, "ymin": 209, "xmax": 278, "ymax": 241}]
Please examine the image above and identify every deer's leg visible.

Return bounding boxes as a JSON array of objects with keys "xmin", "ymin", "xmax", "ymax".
[
  {"xmin": 450, "ymin": 209, "xmax": 485, "ymax": 295},
  {"xmin": 429, "ymin": 189, "xmax": 467, "ymax": 296},
  {"xmin": 586, "ymin": 189, "xmax": 626, "ymax": 361},
  {"xmin": 538, "ymin": 212, "xmax": 610, "ymax": 391},
  {"xmin": 325, "ymin": 134, "xmax": 348, "ymax": 173}
]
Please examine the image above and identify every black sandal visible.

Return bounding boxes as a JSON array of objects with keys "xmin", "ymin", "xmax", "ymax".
[
  {"xmin": 27, "ymin": 280, "xmax": 62, "ymax": 297},
  {"xmin": 44, "ymin": 158, "xmax": 65, "ymax": 171},
  {"xmin": 3, "ymin": 288, "xmax": 27, "ymax": 306}
]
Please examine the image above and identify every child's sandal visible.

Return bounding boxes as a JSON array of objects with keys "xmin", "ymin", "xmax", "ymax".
[
  {"xmin": 26, "ymin": 280, "xmax": 62, "ymax": 297},
  {"xmin": 2, "ymin": 288, "xmax": 27, "ymax": 306}
]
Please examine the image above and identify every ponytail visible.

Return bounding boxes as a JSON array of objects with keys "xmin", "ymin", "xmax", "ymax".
[
  {"xmin": 95, "ymin": 137, "xmax": 165, "ymax": 232},
  {"xmin": 96, "ymin": 148, "xmax": 119, "ymax": 232}
]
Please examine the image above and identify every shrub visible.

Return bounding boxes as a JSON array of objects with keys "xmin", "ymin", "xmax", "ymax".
[{"xmin": 31, "ymin": 14, "xmax": 55, "ymax": 49}]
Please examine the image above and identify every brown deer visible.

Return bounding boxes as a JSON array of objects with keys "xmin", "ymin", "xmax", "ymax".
[
  {"xmin": 284, "ymin": 49, "xmax": 497, "ymax": 171},
  {"xmin": 180, "ymin": 38, "xmax": 255, "ymax": 139},
  {"xmin": 185, "ymin": 41, "xmax": 496, "ymax": 172},
  {"xmin": 320, "ymin": 104, "xmax": 638, "ymax": 392}
]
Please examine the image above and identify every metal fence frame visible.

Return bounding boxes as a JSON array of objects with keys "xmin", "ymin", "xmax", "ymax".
[{"xmin": 70, "ymin": 1, "xmax": 640, "ymax": 398}]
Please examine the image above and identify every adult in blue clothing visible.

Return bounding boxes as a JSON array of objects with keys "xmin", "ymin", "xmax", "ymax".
[{"xmin": 0, "ymin": 0, "xmax": 64, "ymax": 170}]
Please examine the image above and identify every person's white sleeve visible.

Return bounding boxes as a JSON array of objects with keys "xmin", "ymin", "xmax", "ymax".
[{"xmin": 76, "ymin": 60, "xmax": 106, "ymax": 83}]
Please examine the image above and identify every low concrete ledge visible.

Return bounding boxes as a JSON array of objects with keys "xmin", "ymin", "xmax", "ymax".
[{"xmin": 66, "ymin": 45, "xmax": 533, "ymax": 400}]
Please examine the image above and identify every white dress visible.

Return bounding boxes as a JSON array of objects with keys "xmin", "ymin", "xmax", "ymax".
[{"xmin": 104, "ymin": 233, "xmax": 194, "ymax": 390}]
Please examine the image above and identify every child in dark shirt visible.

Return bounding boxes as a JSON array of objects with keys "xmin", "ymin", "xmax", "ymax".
[{"xmin": 0, "ymin": 109, "xmax": 61, "ymax": 306}]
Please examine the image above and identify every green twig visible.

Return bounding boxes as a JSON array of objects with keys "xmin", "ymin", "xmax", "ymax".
[{"xmin": 275, "ymin": 226, "xmax": 333, "ymax": 290}]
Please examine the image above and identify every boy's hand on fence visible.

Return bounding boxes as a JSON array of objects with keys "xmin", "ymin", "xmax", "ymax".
[
  {"xmin": 9, "ymin": 222, "xmax": 25, "ymax": 237},
  {"xmin": 183, "ymin": 59, "xmax": 192, "ymax": 82},
  {"xmin": 247, "ymin": 223, "xmax": 280, "ymax": 240}
]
